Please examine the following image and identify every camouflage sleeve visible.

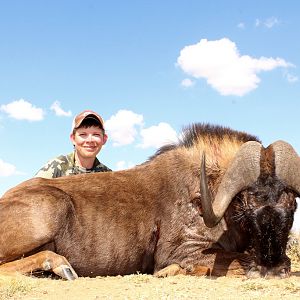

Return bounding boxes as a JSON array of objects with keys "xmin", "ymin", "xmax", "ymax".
[
  {"xmin": 100, "ymin": 164, "xmax": 112, "ymax": 172},
  {"xmin": 95, "ymin": 162, "xmax": 112, "ymax": 172},
  {"xmin": 34, "ymin": 157, "xmax": 67, "ymax": 178}
]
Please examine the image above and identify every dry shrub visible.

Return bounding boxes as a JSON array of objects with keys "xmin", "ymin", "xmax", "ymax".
[{"xmin": 287, "ymin": 231, "xmax": 300, "ymax": 264}]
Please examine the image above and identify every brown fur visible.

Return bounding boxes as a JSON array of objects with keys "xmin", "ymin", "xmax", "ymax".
[{"xmin": 0, "ymin": 123, "xmax": 295, "ymax": 279}]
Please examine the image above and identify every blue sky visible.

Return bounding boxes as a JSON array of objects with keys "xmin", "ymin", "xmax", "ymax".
[{"xmin": 0, "ymin": 1, "xmax": 300, "ymax": 228}]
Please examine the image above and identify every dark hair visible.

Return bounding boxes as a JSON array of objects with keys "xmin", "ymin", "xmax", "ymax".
[{"xmin": 73, "ymin": 118, "xmax": 104, "ymax": 134}]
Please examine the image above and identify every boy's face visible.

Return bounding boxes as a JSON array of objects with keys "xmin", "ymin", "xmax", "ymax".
[{"xmin": 70, "ymin": 126, "xmax": 107, "ymax": 160}]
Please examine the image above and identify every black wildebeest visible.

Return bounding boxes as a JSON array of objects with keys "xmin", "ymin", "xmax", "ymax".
[{"xmin": 0, "ymin": 124, "xmax": 299, "ymax": 279}]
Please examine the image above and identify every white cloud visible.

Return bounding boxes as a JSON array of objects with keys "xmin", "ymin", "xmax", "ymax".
[
  {"xmin": 181, "ymin": 78, "xmax": 195, "ymax": 88},
  {"xmin": 255, "ymin": 19, "xmax": 261, "ymax": 27},
  {"xmin": 285, "ymin": 73, "xmax": 298, "ymax": 83},
  {"xmin": 139, "ymin": 122, "xmax": 178, "ymax": 149},
  {"xmin": 105, "ymin": 110, "xmax": 144, "ymax": 146},
  {"xmin": 293, "ymin": 201, "xmax": 300, "ymax": 231},
  {"xmin": 115, "ymin": 160, "xmax": 135, "ymax": 171},
  {"xmin": 50, "ymin": 101, "xmax": 72, "ymax": 117},
  {"xmin": 264, "ymin": 17, "xmax": 279, "ymax": 28},
  {"xmin": 0, "ymin": 159, "xmax": 17, "ymax": 177},
  {"xmin": 177, "ymin": 38, "xmax": 292, "ymax": 96},
  {"xmin": 255, "ymin": 17, "xmax": 280, "ymax": 28},
  {"xmin": 237, "ymin": 22, "xmax": 245, "ymax": 29},
  {"xmin": 0, "ymin": 99, "xmax": 44, "ymax": 121}
]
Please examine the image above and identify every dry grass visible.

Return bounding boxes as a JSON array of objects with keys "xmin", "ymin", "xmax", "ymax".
[
  {"xmin": 287, "ymin": 231, "xmax": 300, "ymax": 267},
  {"xmin": 1, "ymin": 272, "xmax": 300, "ymax": 300},
  {"xmin": 0, "ymin": 274, "xmax": 34, "ymax": 300},
  {"xmin": 0, "ymin": 234, "xmax": 299, "ymax": 299}
]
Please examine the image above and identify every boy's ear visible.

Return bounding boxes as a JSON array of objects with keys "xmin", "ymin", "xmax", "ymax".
[
  {"xmin": 103, "ymin": 133, "xmax": 108, "ymax": 145},
  {"xmin": 70, "ymin": 133, "xmax": 75, "ymax": 145}
]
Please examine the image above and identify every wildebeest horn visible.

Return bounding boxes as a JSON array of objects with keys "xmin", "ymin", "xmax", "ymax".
[
  {"xmin": 200, "ymin": 141, "xmax": 262, "ymax": 228},
  {"xmin": 272, "ymin": 140, "xmax": 300, "ymax": 195}
]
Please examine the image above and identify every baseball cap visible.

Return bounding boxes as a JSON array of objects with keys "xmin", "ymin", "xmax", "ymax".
[{"xmin": 71, "ymin": 110, "xmax": 105, "ymax": 132}]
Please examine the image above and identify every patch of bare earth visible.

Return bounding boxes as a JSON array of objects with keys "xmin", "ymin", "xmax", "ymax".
[{"xmin": 0, "ymin": 264, "xmax": 299, "ymax": 300}]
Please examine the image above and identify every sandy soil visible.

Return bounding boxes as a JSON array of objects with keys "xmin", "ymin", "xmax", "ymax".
[{"xmin": 1, "ymin": 267, "xmax": 300, "ymax": 300}]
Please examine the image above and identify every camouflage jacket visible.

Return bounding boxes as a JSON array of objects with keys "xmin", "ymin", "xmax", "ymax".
[{"xmin": 35, "ymin": 152, "xmax": 112, "ymax": 179}]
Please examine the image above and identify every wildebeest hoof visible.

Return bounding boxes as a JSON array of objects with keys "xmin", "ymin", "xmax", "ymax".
[
  {"xmin": 53, "ymin": 264, "xmax": 79, "ymax": 280},
  {"xmin": 276, "ymin": 268, "xmax": 290, "ymax": 279},
  {"xmin": 154, "ymin": 264, "xmax": 186, "ymax": 277},
  {"xmin": 246, "ymin": 266, "xmax": 261, "ymax": 279},
  {"xmin": 247, "ymin": 264, "xmax": 290, "ymax": 279}
]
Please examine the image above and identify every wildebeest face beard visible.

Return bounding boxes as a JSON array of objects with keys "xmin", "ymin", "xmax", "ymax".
[
  {"xmin": 240, "ymin": 179, "xmax": 297, "ymax": 268},
  {"xmin": 252, "ymin": 206, "xmax": 291, "ymax": 266}
]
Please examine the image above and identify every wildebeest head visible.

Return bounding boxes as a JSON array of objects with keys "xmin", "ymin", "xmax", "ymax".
[{"xmin": 200, "ymin": 140, "xmax": 300, "ymax": 277}]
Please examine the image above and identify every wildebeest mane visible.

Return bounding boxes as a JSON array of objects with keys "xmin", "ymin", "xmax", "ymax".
[{"xmin": 149, "ymin": 123, "xmax": 260, "ymax": 160}]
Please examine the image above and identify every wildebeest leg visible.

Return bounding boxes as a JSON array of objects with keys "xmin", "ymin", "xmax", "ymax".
[
  {"xmin": 141, "ymin": 221, "xmax": 161, "ymax": 274},
  {"xmin": 155, "ymin": 250, "xmax": 252, "ymax": 278},
  {"xmin": 0, "ymin": 250, "xmax": 78, "ymax": 280},
  {"xmin": 204, "ymin": 249, "xmax": 252, "ymax": 277},
  {"xmin": 155, "ymin": 264, "xmax": 210, "ymax": 277},
  {"xmin": 0, "ymin": 186, "xmax": 77, "ymax": 279},
  {"xmin": 186, "ymin": 258, "xmax": 250, "ymax": 277}
]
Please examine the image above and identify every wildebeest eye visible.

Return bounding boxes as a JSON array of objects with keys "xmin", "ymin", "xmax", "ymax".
[
  {"xmin": 247, "ymin": 191, "xmax": 256, "ymax": 197},
  {"xmin": 234, "ymin": 193, "xmax": 245, "ymax": 204}
]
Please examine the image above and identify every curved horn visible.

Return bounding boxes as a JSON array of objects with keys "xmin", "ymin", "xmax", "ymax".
[
  {"xmin": 272, "ymin": 140, "xmax": 300, "ymax": 195},
  {"xmin": 200, "ymin": 141, "xmax": 262, "ymax": 228}
]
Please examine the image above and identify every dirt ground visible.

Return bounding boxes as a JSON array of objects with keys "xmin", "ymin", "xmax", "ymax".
[{"xmin": 1, "ymin": 265, "xmax": 300, "ymax": 300}]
